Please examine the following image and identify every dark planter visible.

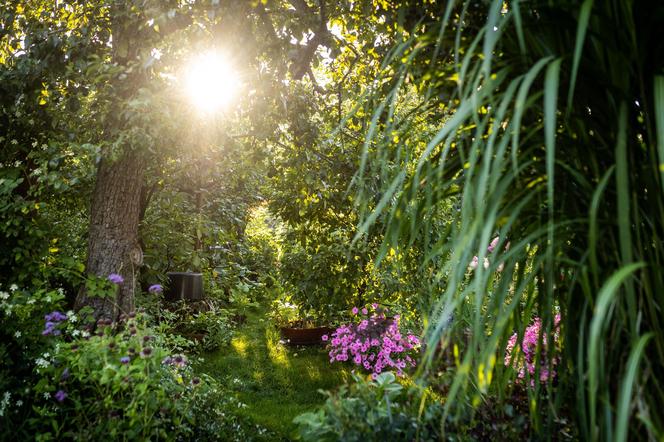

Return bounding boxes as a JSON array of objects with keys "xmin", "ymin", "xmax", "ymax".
[
  {"xmin": 165, "ymin": 272, "xmax": 204, "ymax": 302},
  {"xmin": 280, "ymin": 325, "xmax": 334, "ymax": 346}
]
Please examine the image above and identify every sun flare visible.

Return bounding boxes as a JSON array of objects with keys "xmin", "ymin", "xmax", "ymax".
[{"xmin": 184, "ymin": 51, "xmax": 239, "ymax": 113}]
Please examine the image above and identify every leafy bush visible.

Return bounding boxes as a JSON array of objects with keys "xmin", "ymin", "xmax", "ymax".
[
  {"xmin": 0, "ymin": 284, "xmax": 66, "ymax": 426},
  {"xmin": 0, "ymin": 281, "xmax": 261, "ymax": 440},
  {"xmin": 325, "ymin": 305, "xmax": 420, "ymax": 377},
  {"xmin": 294, "ymin": 372, "xmax": 443, "ymax": 442},
  {"xmin": 29, "ymin": 309, "xmax": 204, "ymax": 440},
  {"xmin": 174, "ymin": 309, "xmax": 235, "ymax": 352}
]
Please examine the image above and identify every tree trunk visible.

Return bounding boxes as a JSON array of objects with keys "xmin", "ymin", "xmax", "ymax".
[
  {"xmin": 74, "ymin": 2, "xmax": 146, "ymax": 320},
  {"xmin": 75, "ymin": 150, "xmax": 145, "ymax": 319}
]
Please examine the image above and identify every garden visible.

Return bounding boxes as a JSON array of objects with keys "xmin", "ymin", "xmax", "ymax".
[{"xmin": 1, "ymin": 1, "xmax": 663, "ymax": 441}]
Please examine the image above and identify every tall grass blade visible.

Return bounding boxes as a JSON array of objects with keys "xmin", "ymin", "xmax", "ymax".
[
  {"xmin": 587, "ymin": 262, "xmax": 645, "ymax": 441},
  {"xmin": 615, "ymin": 333, "xmax": 653, "ymax": 442}
]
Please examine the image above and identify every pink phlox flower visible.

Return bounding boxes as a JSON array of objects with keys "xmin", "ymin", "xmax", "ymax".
[
  {"xmin": 469, "ymin": 256, "xmax": 479, "ymax": 269},
  {"xmin": 488, "ymin": 236, "xmax": 500, "ymax": 253}
]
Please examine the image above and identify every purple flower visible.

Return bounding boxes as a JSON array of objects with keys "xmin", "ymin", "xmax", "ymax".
[
  {"xmin": 173, "ymin": 354, "xmax": 187, "ymax": 368},
  {"xmin": 108, "ymin": 273, "xmax": 124, "ymax": 284},
  {"xmin": 148, "ymin": 284, "xmax": 163, "ymax": 294},
  {"xmin": 140, "ymin": 347, "xmax": 152, "ymax": 358},
  {"xmin": 361, "ymin": 308, "xmax": 368, "ymax": 315},
  {"xmin": 54, "ymin": 390, "xmax": 67, "ymax": 402},
  {"xmin": 321, "ymin": 335, "xmax": 329, "ymax": 341},
  {"xmin": 351, "ymin": 307, "xmax": 359, "ymax": 315},
  {"xmin": 120, "ymin": 356, "xmax": 130, "ymax": 364},
  {"xmin": 45, "ymin": 311, "xmax": 67, "ymax": 322},
  {"xmin": 60, "ymin": 368, "xmax": 70, "ymax": 381}
]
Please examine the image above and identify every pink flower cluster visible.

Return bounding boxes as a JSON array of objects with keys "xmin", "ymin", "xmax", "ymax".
[
  {"xmin": 323, "ymin": 304, "xmax": 420, "ymax": 378},
  {"xmin": 469, "ymin": 236, "xmax": 509, "ymax": 271},
  {"xmin": 504, "ymin": 314, "xmax": 561, "ymax": 384}
]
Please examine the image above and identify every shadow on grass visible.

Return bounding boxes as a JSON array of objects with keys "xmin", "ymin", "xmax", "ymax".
[{"xmin": 196, "ymin": 307, "xmax": 351, "ymax": 440}]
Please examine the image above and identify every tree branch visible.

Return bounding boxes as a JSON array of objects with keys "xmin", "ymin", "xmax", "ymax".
[{"xmin": 289, "ymin": 0, "xmax": 331, "ymax": 80}]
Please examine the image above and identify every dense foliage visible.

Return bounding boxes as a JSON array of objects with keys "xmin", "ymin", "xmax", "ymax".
[
  {"xmin": 295, "ymin": 372, "xmax": 444, "ymax": 442},
  {"xmin": 352, "ymin": 1, "xmax": 664, "ymax": 440},
  {"xmin": 1, "ymin": 0, "xmax": 663, "ymax": 440}
]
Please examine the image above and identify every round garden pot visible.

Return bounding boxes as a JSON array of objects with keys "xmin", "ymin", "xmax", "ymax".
[{"xmin": 279, "ymin": 325, "xmax": 334, "ymax": 346}]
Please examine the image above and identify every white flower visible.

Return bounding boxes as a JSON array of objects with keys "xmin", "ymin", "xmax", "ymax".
[
  {"xmin": 14, "ymin": 331, "xmax": 21, "ymax": 338},
  {"xmin": 0, "ymin": 392, "xmax": 9, "ymax": 417},
  {"xmin": 0, "ymin": 292, "xmax": 8, "ymax": 300},
  {"xmin": 9, "ymin": 284, "xmax": 18, "ymax": 292},
  {"xmin": 71, "ymin": 329, "xmax": 80, "ymax": 337},
  {"xmin": 469, "ymin": 256, "xmax": 479, "ymax": 270},
  {"xmin": 16, "ymin": 400, "xmax": 23, "ymax": 407},
  {"xmin": 26, "ymin": 298, "xmax": 35, "ymax": 304},
  {"xmin": 81, "ymin": 330, "xmax": 90, "ymax": 338},
  {"xmin": 35, "ymin": 358, "xmax": 50, "ymax": 368},
  {"xmin": 43, "ymin": 392, "xmax": 50, "ymax": 399}
]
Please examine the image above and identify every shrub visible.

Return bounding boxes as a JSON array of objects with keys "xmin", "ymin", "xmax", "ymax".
[
  {"xmin": 30, "ymin": 309, "xmax": 206, "ymax": 440},
  {"xmin": 325, "ymin": 305, "xmax": 420, "ymax": 377},
  {"xmin": 175, "ymin": 309, "xmax": 235, "ymax": 352},
  {"xmin": 0, "ymin": 284, "xmax": 67, "ymax": 427},
  {"xmin": 294, "ymin": 372, "xmax": 443, "ymax": 442},
  {"xmin": 0, "ymin": 281, "xmax": 260, "ymax": 440}
]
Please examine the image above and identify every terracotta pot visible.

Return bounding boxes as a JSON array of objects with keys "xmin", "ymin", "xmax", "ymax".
[{"xmin": 280, "ymin": 325, "xmax": 334, "ymax": 346}]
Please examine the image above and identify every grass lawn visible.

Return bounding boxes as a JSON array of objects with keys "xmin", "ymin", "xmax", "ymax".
[{"xmin": 196, "ymin": 306, "xmax": 351, "ymax": 440}]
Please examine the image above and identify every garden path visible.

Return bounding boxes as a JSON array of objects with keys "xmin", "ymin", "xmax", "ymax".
[{"xmin": 196, "ymin": 306, "xmax": 351, "ymax": 439}]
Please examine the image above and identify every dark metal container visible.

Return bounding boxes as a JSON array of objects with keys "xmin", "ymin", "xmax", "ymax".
[{"xmin": 165, "ymin": 272, "xmax": 204, "ymax": 301}]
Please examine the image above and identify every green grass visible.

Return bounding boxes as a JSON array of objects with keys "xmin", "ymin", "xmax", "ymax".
[{"xmin": 196, "ymin": 307, "xmax": 351, "ymax": 440}]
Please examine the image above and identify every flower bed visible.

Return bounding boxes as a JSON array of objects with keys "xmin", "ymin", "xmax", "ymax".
[
  {"xmin": 505, "ymin": 314, "xmax": 561, "ymax": 384},
  {"xmin": 324, "ymin": 304, "xmax": 420, "ymax": 378}
]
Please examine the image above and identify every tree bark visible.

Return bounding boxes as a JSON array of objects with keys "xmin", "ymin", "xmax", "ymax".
[
  {"xmin": 75, "ymin": 150, "xmax": 145, "ymax": 319},
  {"xmin": 74, "ymin": 2, "xmax": 146, "ymax": 320}
]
